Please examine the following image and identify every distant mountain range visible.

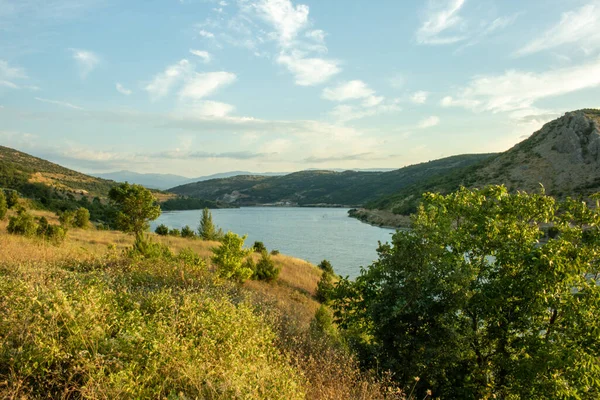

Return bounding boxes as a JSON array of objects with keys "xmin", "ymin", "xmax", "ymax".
[{"xmin": 94, "ymin": 169, "xmax": 398, "ymax": 190}]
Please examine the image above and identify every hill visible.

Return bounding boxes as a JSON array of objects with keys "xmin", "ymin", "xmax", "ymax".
[
  {"xmin": 169, "ymin": 154, "xmax": 495, "ymax": 206},
  {"xmin": 365, "ymin": 109, "xmax": 600, "ymax": 219}
]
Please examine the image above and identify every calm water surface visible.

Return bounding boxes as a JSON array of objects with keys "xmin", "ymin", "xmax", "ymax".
[{"xmin": 151, "ymin": 207, "xmax": 396, "ymax": 278}]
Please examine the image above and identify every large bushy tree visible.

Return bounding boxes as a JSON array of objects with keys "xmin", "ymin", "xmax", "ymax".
[
  {"xmin": 108, "ymin": 183, "xmax": 161, "ymax": 238},
  {"xmin": 333, "ymin": 186, "xmax": 600, "ymax": 399}
]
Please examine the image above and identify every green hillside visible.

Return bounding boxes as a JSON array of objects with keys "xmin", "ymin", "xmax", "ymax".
[{"xmin": 170, "ymin": 153, "xmax": 496, "ymax": 206}]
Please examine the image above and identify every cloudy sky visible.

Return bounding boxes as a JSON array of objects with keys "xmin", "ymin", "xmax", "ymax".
[{"xmin": 1, "ymin": 0, "xmax": 599, "ymax": 176}]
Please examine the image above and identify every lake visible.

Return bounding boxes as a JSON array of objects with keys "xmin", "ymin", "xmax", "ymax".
[{"xmin": 151, "ymin": 207, "xmax": 396, "ymax": 278}]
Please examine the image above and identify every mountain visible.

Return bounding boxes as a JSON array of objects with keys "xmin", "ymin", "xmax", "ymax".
[
  {"xmin": 366, "ymin": 109, "xmax": 600, "ymax": 216},
  {"xmin": 169, "ymin": 154, "xmax": 495, "ymax": 206},
  {"xmin": 0, "ymin": 145, "xmax": 116, "ymax": 197},
  {"xmin": 95, "ymin": 170, "xmax": 191, "ymax": 190}
]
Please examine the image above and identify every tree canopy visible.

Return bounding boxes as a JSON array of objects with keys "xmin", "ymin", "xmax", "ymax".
[
  {"xmin": 108, "ymin": 183, "xmax": 161, "ymax": 237},
  {"xmin": 333, "ymin": 185, "xmax": 600, "ymax": 399}
]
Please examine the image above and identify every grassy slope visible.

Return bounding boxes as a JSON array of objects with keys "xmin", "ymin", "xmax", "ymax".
[
  {"xmin": 0, "ymin": 210, "xmax": 400, "ymax": 399},
  {"xmin": 170, "ymin": 154, "xmax": 496, "ymax": 206}
]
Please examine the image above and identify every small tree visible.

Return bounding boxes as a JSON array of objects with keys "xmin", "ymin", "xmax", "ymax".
[
  {"xmin": 181, "ymin": 225, "xmax": 196, "ymax": 238},
  {"xmin": 317, "ymin": 259, "xmax": 334, "ymax": 275},
  {"xmin": 198, "ymin": 208, "xmax": 216, "ymax": 240},
  {"xmin": 0, "ymin": 191, "xmax": 6, "ymax": 220},
  {"xmin": 211, "ymin": 231, "xmax": 253, "ymax": 282},
  {"xmin": 7, "ymin": 208, "xmax": 38, "ymax": 237},
  {"xmin": 58, "ymin": 210, "xmax": 76, "ymax": 228},
  {"xmin": 155, "ymin": 224, "xmax": 169, "ymax": 236},
  {"xmin": 108, "ymin": 182, "xmax": 161, "ymax": 239},
  {"xmin": 5, "ymin": 190, "xmax": 19, "ymax": 209},
  {"xmin": 253, "ymin": 241, "xmax": 267, "ymax": 253},
  {"xmin": 253, "ymin": 250, "xmax": 281, "ymax": 282},
  {"xmin": 168, "ymin": 228, "xmax": 181, "ymax": 237},
  {"xmin": 316, "ymin": 272, "xmax": 335, "ymax": 303},
  {"xmin": 74, "ymin": 207, "xmax": 90, "ymax": 229}
]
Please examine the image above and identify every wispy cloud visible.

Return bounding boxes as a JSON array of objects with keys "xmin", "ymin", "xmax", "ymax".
[
  {"xmin": 178, "ymin": 71, "xmax": 236, "ymax": 100},
  {"xmin": 303, "ymin": 152, "xmax": 386, "ymax": 163},
  {"xmin": 35, "ymin": 97, "xmax": 83, "ymax": 110},
  {"xmin": 155, "ymin": 150, "xmax": 268, "ymax": 160},
  {"xmin": 277, "ymin": 51, "xmax": 340, "ymax": 86},
  {"xmin": 416, "ymin": 0, "xmax": 467, "ymax": 45},
  {"xmin": 515, "ymin": 2, "xmax": 600, "ymax": 57},
  {"xmin": 144, "ymin": 59, "xmax": 193, "ymax": 100},
  {"xmin": 441, "ymin": 58, "xmax": 600, "ymax": 113},
  {"xmin": 418, "ymin": 115, "xmax": 440, "ymax": 128},
  {"xmin": 410, "ymin": 91, "xmax": 429, "ymax": 104},
  {"xmin": 0, "ymin": 60, "xmax": 27, "ymax": 89},
  {"xmin": 70, "ymin": 49, "xmax": 99, "ymax": 78},
  {"xmin": 176, "ymin": 100, "xmax": 235, "ymax": 118},
  {"xmin": 190, "ymin": 49, "xmax": 212, "ymax": 63},
  {"xmin": 322, "ymin": 80, "xmax": 375, "ymax": 101},
  {"xmin": 115, "ymin": 83, "xmax": 132, "ymax": 95},
  {"xmin": 198, "ymin": 29, "xmax": 215, "ymax": 38}
]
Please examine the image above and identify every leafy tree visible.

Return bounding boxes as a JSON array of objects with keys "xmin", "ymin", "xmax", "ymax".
[
  {"xmin": 5, "ymin": 190, "xmax": 19, "ymax": 209},
  {"xmin": 317, "ymin": 259, "xmax": 334, "ymax": 275},
  {"xmin": 74, "ymin": 207, "xmax": 90, "ymax": 229},
  {"xmin": 198, "ymin": 208, "xmax": 217, "ymax": 240},
  {"xmin": 58, "ymin": 210, "xmax": 76, "ymax": 228},
  {"xmin": 181, "ymin": 225, "xmax": 196, "ymax": 238},
  {"xmin": 168, "ymin": 228, "xmax": 181, "ymax": 237},
  {"xmin": 155, "ymin": 224, "xmax": 169, "ymax": 236},
  {"xmin": 253, "ymin": 241, "xmax": 267, "ymax": 253},
  {"xmin": 108, "ymin": 183, "xmax": 161, "ymax": 238},
  {"xmin": 37, "ymin": 217, "xmax": 66, "ymax": 244},
  {"xmin": 211, "ymin": 231, "xmax": 253, "ymax": 282},
  {"xmin": 253, "ymin": 250, "xmax": 280, "ymax": 282},
  {"xmin": 7, "ymin": 208, "xmax": 38, "ymax": 237},
  {"xmin": 333, "ymin": 186, "xmax": 600, "ymax": 399},
  {"xmin": 316, "ymin": 272, "xmax": 335, "ymax": 303},
  {"xmin": 0, "ymin": 190, "xmax": 6, "ymax": 220}
]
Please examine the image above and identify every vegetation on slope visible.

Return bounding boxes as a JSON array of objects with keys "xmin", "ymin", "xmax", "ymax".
[{"xmin": 170, "ymin": 154, "xmax": 495, "ymax": 206}]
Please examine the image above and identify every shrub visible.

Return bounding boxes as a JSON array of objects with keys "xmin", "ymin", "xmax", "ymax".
[
  {"xmin": 253, "ymin": 250, "xmax": 281, "ymax": 282},
  {"xmin": 309, "ymin": 305, "xmax": 340, "ymax": 343},
  {"xmin": 316, "ymin": 272, "xmax": 335, "ymax": 303},
  {"xmin": 181, "ymin": 225, "xmax": 196, "ymax": 238},
  {"xmin": 318, "ymin": 259, "xmax": 334, "ymax": 275},
  {"xmin": 7, "ymin": 209, "xmax": 38, "ymax": 237},
  {"xmin": 39, "ymin": 224, "xmax": 67, "ymax": 244},
  {"xmin": 74, "ymin": 207, "xmax": 90, "ymax": 229},
  {"xmin": 211, "ymin": 232, "xmax": 253, "ymax": 282},
  {"xmin": 0, "ymin": 191, "xmax": 6, "ymax": 220},
  {"xmin": 177, "ymin": 248, "xmax": 205, "ymax": 268},
  {"xmin": 5, "ymin": 190, "xmax": 19, "ymax": 209},
  {"xmin": 128, "ymin": 236, "xmax": 174, "ymax": 260},
  {"xmin": 168, "ymin": 228, "xmax": 181, "ymax": 237},
  {"xmin": 58, "ymin": 210, "xmax": 76, "ymax": 228},
  {"xmin": 270, "ymin": 249, "xmax": 280, "ymax": 256},
  {"xmin": 155, "ymin": 224, "xmax": 169, "ymax": 235},
  {"xmin": 253, "ymin": 241, "xmax": 267, "ymax": 253}
]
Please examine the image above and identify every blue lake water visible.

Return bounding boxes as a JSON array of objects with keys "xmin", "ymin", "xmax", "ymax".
[{"xmin": 151, "ymin": 207, "xmax": 396, "ymax": 278}]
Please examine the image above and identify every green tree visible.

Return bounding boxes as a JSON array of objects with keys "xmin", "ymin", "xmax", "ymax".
[
  {"xmin": 181, "ymin": 225, "xmax": 196, "ymax": 238},
  {"xmin": 211, "ymin": 231, "xmax": 253, "ymax": 282},
  {"xmin": 198, "ymin": 208, "xmax": 217, "ymax": 240},
  {"xmin": 253, "ymin": 250, "xmax": 280, "ymax": 282},
  {"xmin": 58, "ymin": 210, "xmax": 76, "ymax": 228},
  {"xmin": 7, "ymin": 208, "xmax": 38, "ymax": 237},
  {"xmin": 333, "ymin": 186, "xmax": 600, "ymax": 399},
  {"xmin": 155, "ymin": 224, "xmax": 169, "ymax": 236},
  {"xmin": 5, "ymin": 190, "xmax": 19, "ymax": 209},
  {"xmin": 0, "ymin": 190, "xmax": 7, "ymax": 220},
  {"xmin": 316, "ymin": 272, "xmax": 335, "ymax": 303},
  {"xmin": 108, "ymin": 183, "xmax": 161, "ymax": 238},
  {"xmin": 74, "ymin": 207, "xmax": 90, "ymax": 229},
  {"xmin": 253, "ymin": 241, "xmax": 267, "ymax": 253},
  {"xmin": 317, "ymin": 259, "xmax": 334, "ymax": 275}
]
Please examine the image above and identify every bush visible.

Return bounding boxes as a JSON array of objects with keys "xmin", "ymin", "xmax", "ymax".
[
  {"xmin": 0, "ymin": 191, "xmax": 6, "ymax": 220},
  {"xmin": 177, "ymin": 248, "xmax": 205, "ymax": 268},
  {"xmin": 316, "ymin": 272, "xmax": 335, "ymax": 303},
  {"xmin": 181, "ymin": 225, "xmax": 196, "ymax": 238},
  {"xmin": 253, "ymin": 241, "xmax": 267, "ymax": 253},
  {"xmin": 270, "ymin": 249, "xmax": 280, "ymax": 256},
  {"xmin": 38, "ymin": 223, "xmax": 67, "ymax": 244},
  {"xmin": 168, "ymin": 228, "xmax": 181, "ymax": 237},
  {"xmin": 253, "ymin": 250, "xmax": 281, "ymax": 282},
  {"xmin": 128, "ymin": 236, "xmax": 174, "ymax": 260},
  {"xmin": 7, "ymin": 208, "xmax": 38, "ymax": 237},
  {"xmin": 74, "ymin": 207, "xmax": 90, "ymax": 229},
  {"xmin": 318, "ymin": 259, "xmax": 334, "ymax": 275},
  {"xmin": 58, "ymin": 210, "xmax": 76, "ymax": 228},
  {"xmin": 310, "ymin": 305, "xmax": 340, "ymax": 343},
  {"xmin": 211, "ymin": 232, "xmax": 253, "ymax": 282},
  {"xmin": 5, "ymin": 190, "xmax": 19, "ymax": 209},
  {"xmin": 155, "ymin": 224, "xmax": 169, "ymax": 235}
]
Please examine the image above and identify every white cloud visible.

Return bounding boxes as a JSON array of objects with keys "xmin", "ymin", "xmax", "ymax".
[
  {"xmin": 277, "ymin": 52, "xmax": 340, "ymax": 86},
  {"xmin": 322, "ymin": 80, "xmax": 374, "ymax": 101},
  {"xmin": 179, "ymin": 100, "xmax": 235, "ymax": 117},
  {"xmin": 249, "ymin": 0, "xmax": 310, "ymax": 46},
  {"xmin": 442, "ymin": 58, "xmax": 600, "ymax": 113},
  {"xmin": 198, "ymin": 29, "xmax": 215, "ymax": 38},
  {"xmin": 418, "ymin": 115, "xmax": 440, "ymax": 128},
  {"xmin": 362, "ymin": 95, "xmax": 384, "ymax": 107},
  {"xmin": 178, "ymin": 71, "xmax": 237, "ymax": 100},
  {"xmin": 330, "ymin": 100, "xmax": 401, "ymax": 123},
  {"xmin": 262, "ymin": 138, "xmax": 292, "ymax": 154},
  {"xmin": 411, "ymin": 91, "xmax": 429, "ymax": 104},
  {"xmin": 35, "ymin": 97, "xmax": 83, "ymax": 110},
  {"xmin": 190, "ymin": 49, "xmax": 212, "ymax": 63},
  {"xmin": 145, "ymin": 59, "xmax": 193, "ymax": 100},
  {"xmin": 416, "ymin": 0, "xmax": 467, "ymax": 45},
  {"xmin": 70, "ymin": 49, "xmax": 99, "ymax": 78},
  {"xmin": 515, "ymin": 2, "xmax": 600, "ymax": 57},
  {"xmin": 0, "ymin": 60, "xmax": 27, "ymax": 89},
  {"xmin": 115, "ymin": 83, "xmax": 132, "ymax": 95}
]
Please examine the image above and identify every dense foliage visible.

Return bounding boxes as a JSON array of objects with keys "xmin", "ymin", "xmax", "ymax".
[
  {"xmin": 333, "ymin": 186, "xmax": 600, "ymax": 398},
  {"xmin": 0, "ymin": 191, "xmax": 6, "ymax": 220},
  {"xmin": 198, "ymin": 208, "xmax": 223, "ymax": 240},
  {"xmin": 108, "ymin": 182, "xmax": 161, "ymax": 237},
  {"xmin": 253, "ymin": 250, "xmax": 280, "ymax": 282},
  {"xmin": 159, "ymin": 196, "xmax": 220, "ymax": 210},
  {"xmin": 211, "ymin": 232, "xmax": 253, "ymax": 282}
]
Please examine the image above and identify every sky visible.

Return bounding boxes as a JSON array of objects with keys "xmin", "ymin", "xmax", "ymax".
[{"xmin": 1, "ymin": 0, "xmax": 600, "ymax": 177}]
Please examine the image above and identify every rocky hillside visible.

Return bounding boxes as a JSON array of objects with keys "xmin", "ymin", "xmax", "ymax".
[
  {"xmin": 169, "ymin": 154, "xmax": 495, "ymax": 206},
  {"xmin": 366, "ymin": 109, "xmax": 600, "ymax": 219}
]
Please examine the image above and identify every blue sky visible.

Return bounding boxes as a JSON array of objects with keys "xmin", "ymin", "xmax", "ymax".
[{"xmin": 1, "ymin": 0, "xmax": 599, "ymax": 177}]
